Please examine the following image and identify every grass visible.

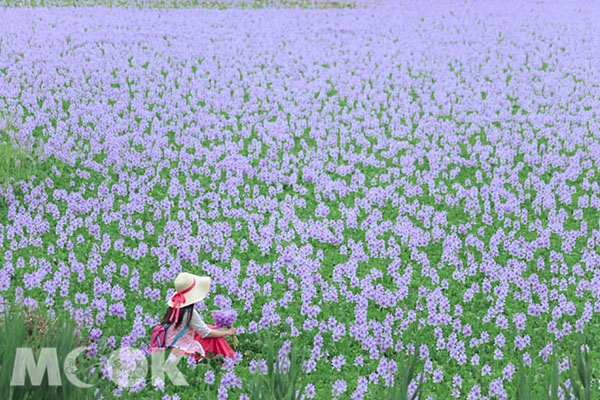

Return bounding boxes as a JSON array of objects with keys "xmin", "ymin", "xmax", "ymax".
[
  {"xmin": 0, "ymin": 304, "xmax": 100, "ymax": 400},
  {"xmin": 248, "ymin": 331, "xmax": 307, "ymax": 400},
  {"xmin": 377, "ymin": 350, "xmax": 425, "ymax": 400},
  {"xmin": 0, "ymin": 142, "xmax": 38, "ymax": 189},
  {"xmin": 514, "ymin": 336, "xmax": 596, "ymax": 399}
]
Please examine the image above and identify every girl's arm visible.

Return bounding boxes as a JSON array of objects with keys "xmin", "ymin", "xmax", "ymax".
[
  {"xmin": 189, "ymin": 309, "xmax": 212, "ymax": 338},
  {"xmin": 205, "ymin": 327, "xmax": 236, "ymax": 338},
  {"xmin": 190, "ymin": 309, "xmax": 236, "ymax": 338}
]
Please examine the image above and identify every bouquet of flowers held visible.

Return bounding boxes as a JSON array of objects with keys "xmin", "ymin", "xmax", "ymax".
[{"xmin": 212, "ymin": 309, "xmax": 239, "ymax": 349}]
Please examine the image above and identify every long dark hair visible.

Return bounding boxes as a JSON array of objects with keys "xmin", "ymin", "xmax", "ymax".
[{"xmin": 161, "ymin": 304, "xmax": 194, "ymax": 329}]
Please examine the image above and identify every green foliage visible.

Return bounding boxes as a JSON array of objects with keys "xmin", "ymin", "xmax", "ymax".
[
  {"xmin": 248, "ymin": 333, "xmax": 306, "ymax": 400},
  {"xmin": 514, "ymin": 337, "xmax": 596, "ymax": 400},
  {"xmin": 375, "ymin": 350, "xmax": 425, "ymax": 400},
  {"xmin": 547, "ymin": 353, "xmax": 560, "ymax": 400},
  {"xmin": 515, "ymin": 365, "xmax": 533, "ymax": 400},
  {"xmin": 0, "ymin": 304, "xmax": 100, "ymax": 400},
  {"xmin": 0, "ymin": 142, "xmax": 37, "ymax": 188},
  {"xmin": 563, "ymin": 337, "xmax": 594, "ymax": 400}
]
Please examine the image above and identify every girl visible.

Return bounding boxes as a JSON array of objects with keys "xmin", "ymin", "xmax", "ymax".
[{"xmin": 161, "ymin": 272, "xmax": 236, "ymax": 360}]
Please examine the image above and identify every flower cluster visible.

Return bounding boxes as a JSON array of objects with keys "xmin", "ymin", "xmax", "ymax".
[{"xmin": 212, "ymin": 309, "xmax": 238, "ymax": 329}]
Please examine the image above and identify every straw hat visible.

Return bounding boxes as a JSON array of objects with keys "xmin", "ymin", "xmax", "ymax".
[{"xmin": 167, "ymin": 273, "xmax": 211, "ymax": 308}]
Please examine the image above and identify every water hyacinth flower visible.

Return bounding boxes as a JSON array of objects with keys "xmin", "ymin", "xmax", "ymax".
[
  {"xmin": 212, "ymin": 309, "xmax": 238, "ymax": 329},
  {"xmin": 212, "ymin": 309, "xmax": 239, "ymax": 349},
  {"xmin": 204, "ymin": 370, "xmax": 215, "ymax": 385},
  {"xmin": 304, "ymin": 383, "xmax": 316, "ymax": 399},
  {"xmin": 332, "ymin": 379, "xmax": 347, "ymax": 397}
]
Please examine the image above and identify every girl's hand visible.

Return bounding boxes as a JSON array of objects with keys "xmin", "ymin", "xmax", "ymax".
[{"xmin": 228, "ymin": 327, "xmax": 237, "ymax": 336}]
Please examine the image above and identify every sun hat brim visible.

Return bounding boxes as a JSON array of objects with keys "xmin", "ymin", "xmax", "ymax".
[{"xmin": 167, "ymin": 275, "xmax": 211, "ymax": 308}]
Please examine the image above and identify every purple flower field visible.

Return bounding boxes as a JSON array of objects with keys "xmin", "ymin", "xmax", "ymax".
[{"xmin": 1, "ymin": 1, "xmax": 600, "ymax": 398}]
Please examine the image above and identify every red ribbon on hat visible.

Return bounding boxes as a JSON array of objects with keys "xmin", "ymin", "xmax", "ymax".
[{"xmin": 169, "ymin": 278, "xmax": 196, "ymax": 323}]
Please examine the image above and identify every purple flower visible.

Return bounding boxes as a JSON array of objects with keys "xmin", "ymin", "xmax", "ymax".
[
  {"xmin": 489, "ymin": 378, "xmax": 507, "ymax": 400},
  {"xmin": 90, "ymin": 328, "xmax": 102, "ymax": 340},
  {"xmin": 354, "ymin": 355, "xmax": 364, "ymax": 367},
  {"xmin": 304, "ymin": 383, "xmax": 316, "ymax": 399},
  {"xmin": 502, "ymin": 363, "xmax": 515, "ymax": 381},
  {"xmin": 332, "ymin": 379, "xmax": 347, "ymax": 397},
  {"xmin": 331, "ymin": 355, "xmax": 346, "ymax": 371},
  {"xmin": 433, "ymin": 368, "xmax": 443, "ymax": 383},
  {"xmin": 108, "ymin": 302, "xmax": 126, "ymax": 319},
  {"xmin": 204, "ymin": 370, "xmax": 215, "ymax": 385},
  {"xmin": 212, "ymin": 309, "xmax": 237, "ymax": 329}
]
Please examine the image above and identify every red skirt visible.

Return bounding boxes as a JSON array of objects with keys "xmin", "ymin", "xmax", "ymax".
[{"xmin": 191, "ymin": 324, "xmax": 234, "ymax": 361}]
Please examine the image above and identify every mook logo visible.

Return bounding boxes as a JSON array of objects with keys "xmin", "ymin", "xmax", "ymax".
[{"xmin": 9, "ymin": 347, "xmax": 189, "ymax": 388}]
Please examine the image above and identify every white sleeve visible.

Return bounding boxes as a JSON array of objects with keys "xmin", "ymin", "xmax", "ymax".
[{"xmin": 190, "ymin": 309, "xmax": 212, "ymax": 338}]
